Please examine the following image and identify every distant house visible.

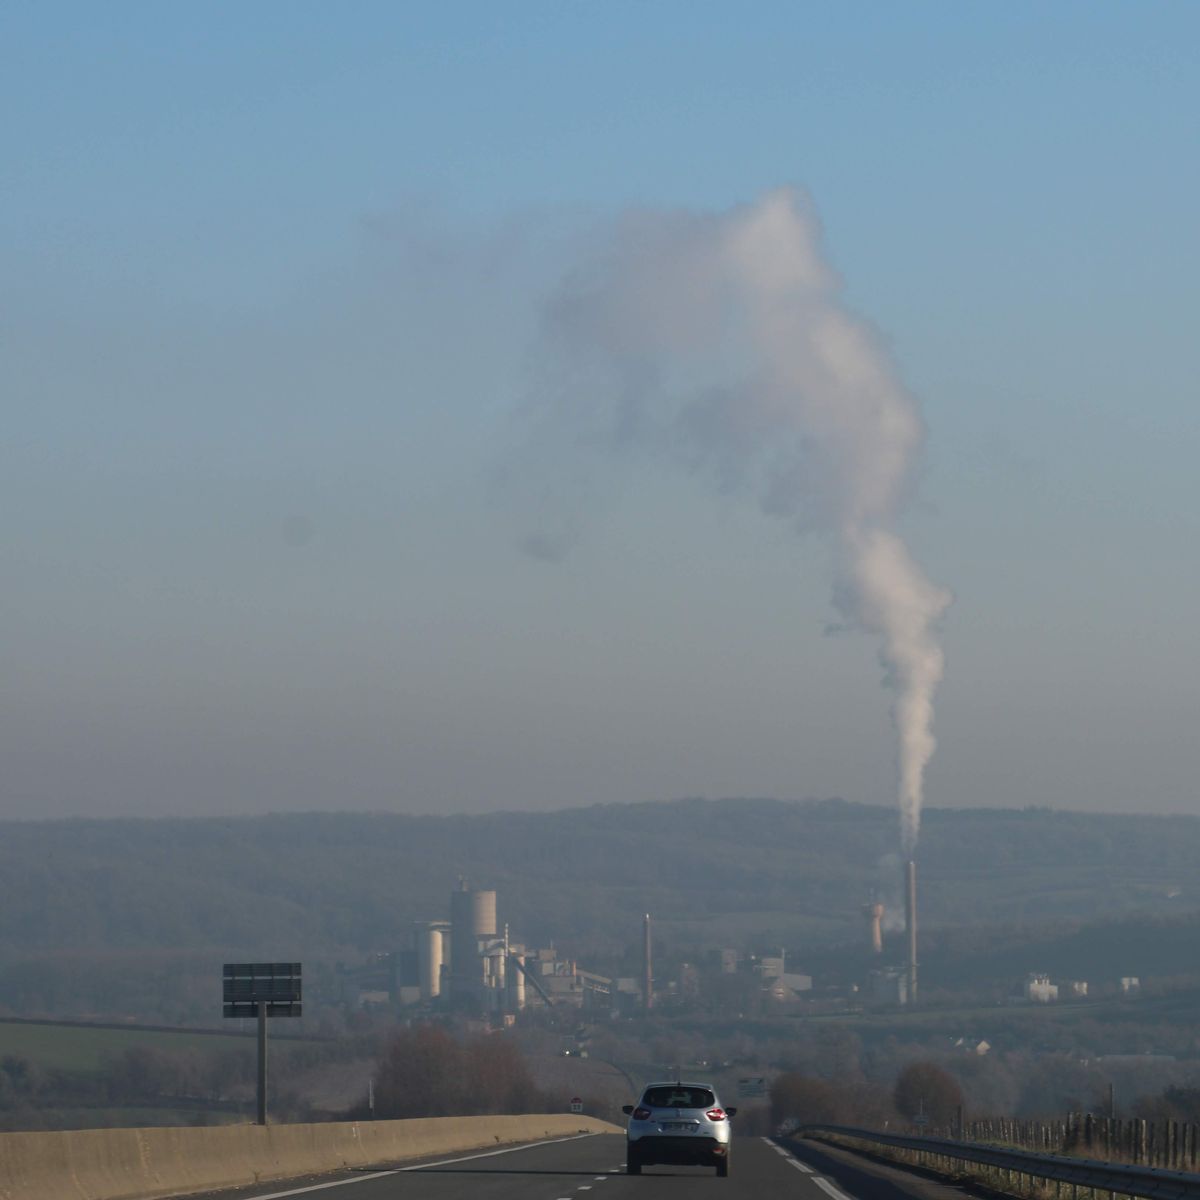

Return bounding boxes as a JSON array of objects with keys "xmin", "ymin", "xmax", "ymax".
[
  {"xmin": 1024, "ymin": 974, "xmax": 1058, "ymax": 1003},
  {"xmin": 355, "ymin": 988, "xmax": 393, "ymax": 1009},
  {"xmin": 757, "ymin": 956, "xmax": 785, "ymax": 980},
  {"xmin": 953, "ymin": 1037, "xmax": 991, "ymax": 1056},
  {"xmin": 1120, "ymin": 976, "xmax": 1141, "ymax": 994}
]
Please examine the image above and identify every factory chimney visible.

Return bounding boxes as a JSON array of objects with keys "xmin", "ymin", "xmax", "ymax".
[
  {"xmin": 643, "ymin": 913, "xmax": 653, "ymax": 1014},
  {"xmin": 904, "ymin": 860, "xmax": 918, "ymax": 1003},
  {"xmin": 863, "ymin": 900, "xmax": 884, "ymax": 954}
]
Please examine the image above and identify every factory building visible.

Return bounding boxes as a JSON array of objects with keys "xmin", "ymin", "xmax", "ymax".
[
  {"xmin": 867, "ymin": 968, "xmax": 909, "ymax": 1007},
  {"xmin": 401, "ymin": 881, "xmax": 612, "ymax": 1016}
]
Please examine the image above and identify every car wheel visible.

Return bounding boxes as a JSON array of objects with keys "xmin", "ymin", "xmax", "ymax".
[
  {"xmin": 716, "ymin": 1156, "xmax": 729, "ymax": 1178},
  {"xmin": 626, "ymin": 1150, "xmax": 642, "ymax": 1175}
]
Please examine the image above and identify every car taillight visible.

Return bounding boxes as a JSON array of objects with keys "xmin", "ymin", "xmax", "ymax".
[
  {"xmin": 632, "ymin": 1107, "xmax": 652, "ymax": 1121},
  {"xmin": 706, "ymin": 1107, "xmax": 727, "ymax": 1121}
]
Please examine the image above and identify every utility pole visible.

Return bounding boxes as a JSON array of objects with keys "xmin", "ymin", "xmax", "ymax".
[
  {"xmin": 643, "ymin": 914, "xmax": 653, "ymax": 1014},
  {"xmin": 257, "ymin": 1004, "xmax": 268, "ymax": 1126}
]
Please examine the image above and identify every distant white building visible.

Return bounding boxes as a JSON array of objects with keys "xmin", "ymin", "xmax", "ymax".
[
  {"xmin": 764, "ymin": 972, "xmax": 813, "ymax": 1003},
  {"xmin": 1120, "ymin": 976, "xmax": 1141, "ymax": 994},
  {"xmin": 1068, "ymin": 980, "xmax": 1089, "ymax": 998},
  {"xmin": 356, "ymin": 988, "xmax": 394, "ymax": 1008},
  {"xmin": 1024, "ymin": 974, "xmax": 1059, "ymax": 1003}
]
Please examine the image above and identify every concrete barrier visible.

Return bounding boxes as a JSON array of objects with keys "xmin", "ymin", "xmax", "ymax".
[{"xmin": 0, "ymin": 1113, "xmax": 621, "ymax": 1200}]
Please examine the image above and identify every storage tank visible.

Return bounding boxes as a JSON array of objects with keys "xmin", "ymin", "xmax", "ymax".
[
  {"xmin": 864, "ymin": 901, "xmax": 884, "ymax": 954},
  {"xmin": 507, "ymin": 954, "xmax": 526, "ymax": 1011},
  {"xmin": 450, "ymin": 884, "xmax": 497, "ymax": 1000},
  {"xmin": 471, "ymin": 890, "xmax": 497, "ymax": 938},
  {"xmin": 450, "ymin": 886, "xmax": 497, "ymax": 941},
  {"xmin": 417, "ymin": 923, "xmax": 446, "ymax": 1001}
]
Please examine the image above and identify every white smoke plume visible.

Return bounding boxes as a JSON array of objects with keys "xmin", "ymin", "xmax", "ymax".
[{"xmin": 521, "ymin": 188, "xmax": 951, "ymax": 851}]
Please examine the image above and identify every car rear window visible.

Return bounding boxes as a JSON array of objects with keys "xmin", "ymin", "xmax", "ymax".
[{"xmin": 642, "ymin": 1086, "xmax": 715, "ymax": 1109}]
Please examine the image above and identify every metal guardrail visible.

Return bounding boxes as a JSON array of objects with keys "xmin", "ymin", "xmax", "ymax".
[{"xmin": 795, "ymin": 1125, "xmax": 1200, "ymax": 1200}]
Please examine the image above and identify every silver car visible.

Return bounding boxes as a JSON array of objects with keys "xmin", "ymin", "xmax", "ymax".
[{"xmin": 622, "ymin": 1080, "xmax": 737, "ymax": 1176}]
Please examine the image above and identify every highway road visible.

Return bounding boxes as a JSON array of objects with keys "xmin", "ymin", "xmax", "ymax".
[{"xmin": 187, "ymin": 1129, "xmax": 981, "ymax": 1200}]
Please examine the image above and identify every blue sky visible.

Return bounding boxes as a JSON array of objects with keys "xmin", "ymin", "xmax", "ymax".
[{"xmin": 3, "ymin": 2, "xmax": 1198, "ymax": 824}]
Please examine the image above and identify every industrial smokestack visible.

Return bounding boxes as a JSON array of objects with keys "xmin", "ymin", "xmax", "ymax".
[
  {"xmin": 904, "ymin": 860, "xmax": 918, "ymax": 1003},
  {"xmin": 643, "ymin": 913, "xmax": 653, "ymax": 1014},
  {"xmin": 864, "ymin": 901, "xmax": 884, "ymax": 954},
  {"xmin": 513, "ymin": 188, "xmax": 951, "ymax": 854}
]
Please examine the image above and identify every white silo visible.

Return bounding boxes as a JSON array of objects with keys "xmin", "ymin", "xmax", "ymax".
[
  {"xmin": 449, "ymin": 883, "xmax": 497, "ymax": 1004},
  {"xmin": 472, "ymin": 890, "xmax": 497, "ymax": 938},
  {"xmin": 508, "ymin": 954, "xmax": 526, "ymax": 1011},
  {"xmin": 417, "ymin": 923, "xmax": 447, "ymax": 1001}
]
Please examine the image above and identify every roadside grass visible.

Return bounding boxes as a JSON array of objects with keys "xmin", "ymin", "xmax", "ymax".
[{"xmin": 0, "ymin": 1020, "xmax": 249, "ymax": 1072}]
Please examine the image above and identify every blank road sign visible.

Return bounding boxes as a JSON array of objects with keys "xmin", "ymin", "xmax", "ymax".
[{"xmin": 223, "ymin": 962, "xmax": 302, "ymax": 1017}]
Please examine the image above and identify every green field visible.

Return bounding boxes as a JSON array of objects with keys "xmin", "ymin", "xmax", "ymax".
[{"xmin": 0, "ymin": 1020, "xmax": 252, "ymax": 1072}]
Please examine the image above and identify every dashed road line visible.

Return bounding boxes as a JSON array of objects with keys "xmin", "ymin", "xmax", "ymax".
[
  {"xmin": 398, "ymin": 1133, "xmax": 596, "ymax": 1172},
  {"xmin": 238, "ymin": 1133, "xmax": 597, "ymax": 1198},
  {"xmin": 813, "ymin": 1177, "xmax": 856, "ymax": 1200}
]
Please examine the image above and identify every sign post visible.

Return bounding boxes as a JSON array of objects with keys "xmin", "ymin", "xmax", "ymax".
[{"xmin": 223, "ymin": 963, "xmax": 302, "ymax": 1125}]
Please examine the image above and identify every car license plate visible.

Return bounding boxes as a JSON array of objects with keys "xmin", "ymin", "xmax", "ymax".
[{"xmin": 662, "ymin": 1121, "xmax": 695, "ymax": 1131}]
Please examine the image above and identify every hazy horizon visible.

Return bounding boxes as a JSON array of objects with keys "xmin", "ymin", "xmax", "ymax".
[{"xmin": 4, "ymin": 4, "xmax": 1198, "ymax": 825}]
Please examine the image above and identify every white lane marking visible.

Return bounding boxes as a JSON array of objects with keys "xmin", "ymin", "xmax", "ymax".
[
  {"xmin": 399, "ymin": 1133, "xmax": 596, "ymax": 1172},
  {"xmin": 813, "ymin": 1177, "xmax": 856, "ymax": 1200},
  {"xmin": 594, "ymin": 1176, "xmax": 609, "ymax": 1180},
  {"xmin": 757, "ymin": 1134, "xmax": 817, "ymax": 1174},
  {"xmin": 236, "ymin": 1174, "xmax": 401, "ymax": 1199},
  {"xmin": 239, "ymin": 1133, "xmax": 596, "ymax": 1198}
]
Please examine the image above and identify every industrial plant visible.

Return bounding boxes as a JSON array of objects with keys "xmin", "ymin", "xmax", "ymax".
[
  {"xmin": 339, "ymin": 869, "xmax": 933, "ymax": 1018},
  {"xmin": 381, "ymin": 880, "xmax": 637, "ymax": 1017},
  {"xmin": 336, "ymin": 862, "xmax": 1131, "ymax": 1021}
]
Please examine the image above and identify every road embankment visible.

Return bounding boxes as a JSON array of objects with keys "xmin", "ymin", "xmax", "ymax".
[{"xmin": 0, "ymin": 1113, "xmax": 620, "ymax": 1200}]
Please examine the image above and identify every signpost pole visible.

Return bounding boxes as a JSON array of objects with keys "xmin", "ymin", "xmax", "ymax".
[
  {"xmin": 257, "ymin": 1003, "xmax": 268, "ymax": 1126},
  {"xmin": 223, "ymin": 961, "xmax": 299, "ymax": 1127}
]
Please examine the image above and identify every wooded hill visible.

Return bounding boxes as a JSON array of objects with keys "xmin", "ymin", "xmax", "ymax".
[{"xmin": 0, "ymin": 798, "xmax": 1196, "ymax": 1021}]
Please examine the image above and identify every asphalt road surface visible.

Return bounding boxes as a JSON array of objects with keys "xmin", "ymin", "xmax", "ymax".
[{"xmin": 187, "ymin": 1130, "xmax": 984, "ymax": 1200}]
